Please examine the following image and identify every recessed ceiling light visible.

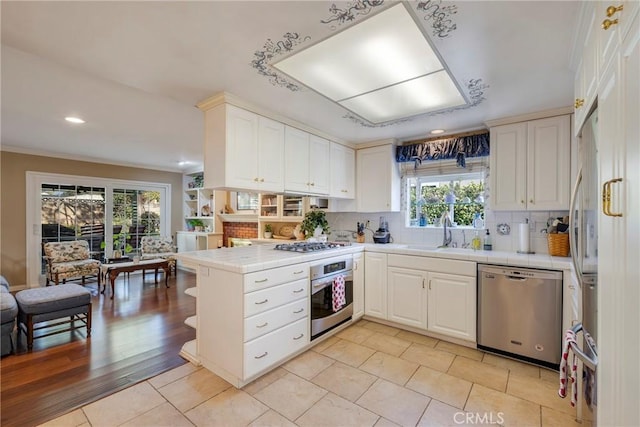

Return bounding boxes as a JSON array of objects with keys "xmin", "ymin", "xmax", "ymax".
[
  {"xmin": 272, "ymin": 3, "xmax": 466, "ymax": 124},
  {"xmin": 65, "ymin": 116, "xmax": 85, "ymax": 124},
  {"xmin": 431, "ymin": 129, "xmax": 445, "ymax": 135},
  {"xmin": 178, "ymin": 161, "xmax": 190, "ymax": 166}
]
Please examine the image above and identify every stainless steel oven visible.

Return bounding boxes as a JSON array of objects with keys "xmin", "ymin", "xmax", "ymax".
[{"xmin": 310, "ymin": 256, "xmax": 353, "ymax": 340}]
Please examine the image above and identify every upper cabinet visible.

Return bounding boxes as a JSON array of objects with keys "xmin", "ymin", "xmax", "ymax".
[
  {"xmin": 357, "ymin": 143, "xmax": 401, "ymax": 212},
  {"xmin": 199, "ymin": 101, "xmax": 284, "ymax": 193},
  {"xmin": 284, "ymin": 127, "xmax": 330, "ymax": 196},
  {"xmin": 574, "ymin": 2, "xmax": 599, "ymax": 132},
  {"xmin": 490, "ymin": 115, "xmax": 571, "ymax": 211},
  {"xmin": 598, "ymin": 1, "xmax": 639, "ymax": 75},
  {"xmin": 574, "ymin": 1, "xmax": 639, "ymax": 132},
  {"xmin": 330, "ymin": 143, "xmax": 356, "ymax": 199}
]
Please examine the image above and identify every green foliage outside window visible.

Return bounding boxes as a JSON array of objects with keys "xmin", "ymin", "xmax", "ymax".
[{"xmin": 409, "ymin": 179, "xmax": 484, "ymax": 226}]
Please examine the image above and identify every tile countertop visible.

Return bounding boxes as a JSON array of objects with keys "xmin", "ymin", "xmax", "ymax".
[{"xmin": 176, "ymin": 242, "xmax": 572, "ymax": 274}]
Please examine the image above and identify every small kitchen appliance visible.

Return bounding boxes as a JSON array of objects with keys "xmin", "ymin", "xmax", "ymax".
[{"xmin": 373, "ymin": 216, "xmax": 391, "ymax": 244}]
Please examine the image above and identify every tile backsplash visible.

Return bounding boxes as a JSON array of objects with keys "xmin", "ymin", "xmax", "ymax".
[{"xmin": 326, "ymin": 209, "xmax": 569, "ymax": 255}]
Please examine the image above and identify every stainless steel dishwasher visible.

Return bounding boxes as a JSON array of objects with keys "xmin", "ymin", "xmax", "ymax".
[{"xmin": 477, "ymin": 264, "xmax": 562, "ymax": 368}]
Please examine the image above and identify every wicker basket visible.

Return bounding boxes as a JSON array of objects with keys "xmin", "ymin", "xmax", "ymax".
[{"xmin": 548, "ymin": 233, "xmax": 570, "ymax": 257}]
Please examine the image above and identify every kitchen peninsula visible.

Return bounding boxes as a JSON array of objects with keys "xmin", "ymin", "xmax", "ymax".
[{"xmin": 177, "ymin": 243, "xmax": 574, "ymax": 388}]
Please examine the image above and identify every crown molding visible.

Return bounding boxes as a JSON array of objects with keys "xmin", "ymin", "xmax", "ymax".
[{"xmin": 485, "ymin": 106, "xmax": 574, "ymax": 128}]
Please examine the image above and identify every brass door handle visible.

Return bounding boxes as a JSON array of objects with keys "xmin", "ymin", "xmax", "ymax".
[
  {"xmin": 602, "ymin": 18, "xmax": 619, "ymax": 30},
  {"xmin": 606, "ymin": 5, "xmax": 623, "ymax": 17},
  {"xmin": 575, "ymin": 98, "xmax": 585, "ymax": 109},
  {"xmin": 602, "ymin": 178, "xmax": 623, "ymax": 217}
]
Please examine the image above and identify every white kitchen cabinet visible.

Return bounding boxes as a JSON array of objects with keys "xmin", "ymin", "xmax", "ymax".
[
  {"xmin": 364, "ymin": 252, "xmax": 387, "ymax": 319},
  {"xmin": 427, "ymin": 272, "xmax": 476, "ymax": 342},
  {"xmin": 597, "ymin": 0, "xmax": 639, "ymax": 78},
  {"xmin": 573, "ymin": 2, "xmax": 599, "ymax": 133},
  {"xmin": 194, "ymin": 261, "xmax": 310, "ymax": 387},
  {"xmin": 383, "ymin": 254, "xmax": 476, "ymax": 341},
  {"xmin": 330, "ymin": 143, "xmax": 355, "ymax": 199},
  {"xmin": 176, "ymin": 231, "xmax": 222, "ymax": 252},
  {"xmin": 357, "ymin": 143, "xmax": 401, "ymax": 212},
  {"xmin": 387, "ymin": 267, "xmax": 428, "ymax": 329},
  {"xmin": 199, "ymin": 102, "xmax": 284, "ymax": 193},
  {"xmin": 595, "ymin": 15, "xmax": 639, "ymax": 426},
  {"xmin": 284, "ymin": 127, "xmax": 330, "ymax": 195},
  {"xmin": 489, "ymin": 115, "xmax": 571, "ymax": 211},
  {"xmin": 353, "ymin": 252, "xmax": 364, "ymax": 319}
]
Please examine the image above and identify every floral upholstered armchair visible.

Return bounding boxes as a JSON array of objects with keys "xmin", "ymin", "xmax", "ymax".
[
  {"xmin": 140, "ymin": 236, "xmax": 177, "ymax": 274},
  {"xmin": 42, "ymin": 240, "xmax": 101, "ymax": 286}
]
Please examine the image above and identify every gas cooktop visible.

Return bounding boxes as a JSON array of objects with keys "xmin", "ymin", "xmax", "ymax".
[{"xmin": 273, "ymin": 242, "xmax": 351, "ymax": 252}]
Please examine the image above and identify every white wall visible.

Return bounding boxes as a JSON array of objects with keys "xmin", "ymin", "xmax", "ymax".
[{"xmin": 326, "ymin": 208, "xmax": 569, "ymax": 254}]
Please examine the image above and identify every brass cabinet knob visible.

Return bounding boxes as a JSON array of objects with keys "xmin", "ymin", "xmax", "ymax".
[
  {"xmin": 530, "ymin": 199, "xmax": 534, "ymax": 204},
  {"xmin": 254, "ymin": 177, "xmax": 259, "ymax": 182},
  {"xmin": 602, "ymin": 18, "xmax": 619, "ymax": 30},
  {"xmin": 574, "ymin": 98, "xmax": 585, "ymax": 108},
  {"xmin": 310, "ymin": 182, "xmax": 315, "ymax": 186},
  {"xmin": 520, "ymin": 199, "xmax": 525, "ymax": 204},
  {"xmin": 606, "ymin": 4, "xmax": 623, "ymax": 17},
  {"xmin": 260, "ymin": 178, "xmax": 264, "ymax": 182}
]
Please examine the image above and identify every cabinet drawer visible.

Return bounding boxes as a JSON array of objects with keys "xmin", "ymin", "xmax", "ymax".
[
  {"xmin": 387, "ymin": 254, "xmax": 476, "ymax": 276},
  {"xmin": 244, "ymin": 317, "xmax": 309, "ymax": 379},
  {"xmin": 244, "ymin": 279, "xmax": 309, "ymax": 317},
  {"xmin": 244, "ymin": 263, "xmax": 309, "ymax": 292},
  {"xmin": 244, "ymin": 297, "xmax": 308, "ymax": 342}
]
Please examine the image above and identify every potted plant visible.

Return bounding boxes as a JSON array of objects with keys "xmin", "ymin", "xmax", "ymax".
[
  {"xmin": 300, "ymin": 210, "xmax": 330, "ymax": 240},
  {"xmin": 263, "ymin": 224, "xmax": 273, "ymax": 239},
  {"xmin": 188, "ymin": 218, "xmax": 205, "ymax": 232},
  {"xmin": 101, "ymin": 229, "xmax": 133, "ymax": 258}
]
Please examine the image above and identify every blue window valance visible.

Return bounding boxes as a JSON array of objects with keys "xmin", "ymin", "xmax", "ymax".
[{"xmin": 396, "ymin": 131, "xmax": 490, "ymax": 168}]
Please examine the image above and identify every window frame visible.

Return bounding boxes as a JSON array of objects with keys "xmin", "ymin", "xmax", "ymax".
[
  {"xmin": 402, "ymin": 160, "xmax": 486, "ymax": 229},
  {"xmin": 27, "ymin": 171, "xmax": 171, "ymax": 286}
]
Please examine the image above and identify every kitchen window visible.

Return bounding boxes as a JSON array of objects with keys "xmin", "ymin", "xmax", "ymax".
[{"xmin": 403, "ymin": 159, "xmax": 486, "ymax": 228}]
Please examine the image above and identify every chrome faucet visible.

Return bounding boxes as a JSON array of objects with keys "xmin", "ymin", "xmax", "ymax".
[{"xmin": 440, "ymin": 211, "xmax": 453, "ymax": 247}]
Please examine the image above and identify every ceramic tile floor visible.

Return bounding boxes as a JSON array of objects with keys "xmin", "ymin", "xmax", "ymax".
[{"xmin": 39, "ymin": 320, "xmax": 590, "ymax": 427}]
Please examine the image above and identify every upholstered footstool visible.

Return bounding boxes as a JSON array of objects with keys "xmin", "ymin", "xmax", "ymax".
[{"xmin": 16, "ymin": 284, "xmax": 92, "ymax": 351}]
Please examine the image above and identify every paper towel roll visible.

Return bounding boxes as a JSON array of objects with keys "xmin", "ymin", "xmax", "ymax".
[{"xmin": 518, "ymin": 222, "xmax": 530, "ymax": 253}]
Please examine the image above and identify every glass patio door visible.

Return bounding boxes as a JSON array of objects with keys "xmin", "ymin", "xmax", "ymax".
[
  {"xmin": 29, "ymin": 172, "xmax": 171, "ymax": 286},
  {"xmin": 110, "ymin": 188, "xmax": 162, "ymax": 257}
]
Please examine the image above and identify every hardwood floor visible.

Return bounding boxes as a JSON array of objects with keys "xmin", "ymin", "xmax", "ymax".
[{"xmin": 0, "ymin": 270, "xmax": 196, "ymax": 427}]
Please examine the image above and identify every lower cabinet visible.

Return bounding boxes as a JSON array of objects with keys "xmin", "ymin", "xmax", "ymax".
[
  {"xmin": 427, "ymin": 272, "xmax": 476, "ymax": 342},
  {"xmin": 364, "ymin": 252, "xmax": 387, "ymax": 319},
  {"xmin": 195, "ymin": 261, "xmax": 310, "ymax": 387},
  {"xmin": 364, "ymin": 253, "xmax": 477, "ymax": 343},
  {"xmin": 353, "ymin": 253, "xmax": 364, "ymax": 319},
  {"xmin": 387, "ymin": 267, "xmax": 428, "ymax": 329}
]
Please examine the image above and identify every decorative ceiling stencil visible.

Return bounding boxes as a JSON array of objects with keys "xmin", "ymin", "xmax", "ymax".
[
  {"xmin": 321, "ymin": 0, "xmax": 386, "ymax": 29},
  {"xmin": 344, "ymin": 78, "xmax": 488, "ymax": 127},
  {"xmin": 250, "ymin": 32, "xmax": 311, "ymax": 91},
  {"xmin": 415, "ymin": 1, "xmax": 458, "ymax": 38}
]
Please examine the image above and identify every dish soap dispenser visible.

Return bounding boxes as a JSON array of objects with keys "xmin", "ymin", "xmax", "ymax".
[
  {"xmin": 483, "ymin": 230, "xmax": 492, "ymax": 251},
  {"xmin": 471, "ymin": 231, "xmax": 482, "ymax": 251}
]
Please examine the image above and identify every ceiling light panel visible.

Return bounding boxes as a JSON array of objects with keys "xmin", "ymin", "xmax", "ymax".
[
  {"xmin": 339, "ymin": 71, "xmax": 466, "ymax": 123},
  {"xmin": 273, "ymin": 3, "xmax": 444, "ymax": 102}
]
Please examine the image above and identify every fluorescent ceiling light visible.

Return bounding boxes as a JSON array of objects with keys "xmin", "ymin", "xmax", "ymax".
[
  {"xmin": 65, "ymin": 116, "xmax": 85, "ymax": 124},
  {"xmin": 431, "ymin": 129, "xmax": 445, "ymax": 134},
  {"xmin": 272, "ymin": 3, "xmax": 466, "ymax": 124}
]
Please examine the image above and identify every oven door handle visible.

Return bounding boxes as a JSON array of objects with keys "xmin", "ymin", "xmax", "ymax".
[{"xmin": 311, "ymin": 273, "xmax": 353, "ymax": 292}]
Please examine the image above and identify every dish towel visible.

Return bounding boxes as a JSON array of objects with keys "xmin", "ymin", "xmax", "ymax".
[
  {"xmin": 332, "ymin": 275, "xmax": 346, "ymax": 313},
  {"xmin": 583, "ymin": 331, "xmax": 597, "ymax": 408},
  {"xmin": 558, "ymin": 329, "xmax": 578, "ymax": 407}
]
